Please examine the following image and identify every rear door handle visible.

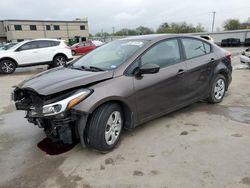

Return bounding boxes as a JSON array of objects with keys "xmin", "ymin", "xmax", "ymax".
[
  {"xmin": 208, "ymin": 58, "xmax": 215, "ymax": 63},
  {"xmin": 177, "ymin": 69, "xmax": 185, "ymax": 76}
]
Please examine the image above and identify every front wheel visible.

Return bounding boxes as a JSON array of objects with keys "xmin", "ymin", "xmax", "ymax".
[
  {"xmin": 208, "ymin": 74, "xmax": 227, "ymax": 103},
  {"xmin": 0, "ymin": 60, "xmax": 16, "ymax": 74},
  {"xmin": 86, "ymin": 103, "xmax": 123, "ymax": 152}
]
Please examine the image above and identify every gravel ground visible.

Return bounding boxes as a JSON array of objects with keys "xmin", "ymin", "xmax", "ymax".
[{"xmin": 0, "ymin": 48, "xmax": 250, "ymax": 188}]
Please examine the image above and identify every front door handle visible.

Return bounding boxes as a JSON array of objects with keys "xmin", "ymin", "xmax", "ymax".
[{"xmin": 177, "ymin": 69, "xmax": 185, "ymax": 76}]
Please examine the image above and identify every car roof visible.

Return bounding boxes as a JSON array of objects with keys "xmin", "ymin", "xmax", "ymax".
[{"xmin": 119, "ymin": 34, "xmax": 188, "ymax": 41}]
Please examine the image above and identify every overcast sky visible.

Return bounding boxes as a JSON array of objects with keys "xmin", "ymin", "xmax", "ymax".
[{"xmin": 0, "ymin": 0, "xmax": 249, "ymax": 34}]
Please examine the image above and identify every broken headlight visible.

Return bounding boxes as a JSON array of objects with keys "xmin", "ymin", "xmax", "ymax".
[{"xmin": 30, "ymin": 89, "xmax": 91, "ymax": 117}]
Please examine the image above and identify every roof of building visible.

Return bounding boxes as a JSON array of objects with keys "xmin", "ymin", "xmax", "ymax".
[{"xmin": 1, "ymin": 19, "xmax": 88, "ymax": 23}]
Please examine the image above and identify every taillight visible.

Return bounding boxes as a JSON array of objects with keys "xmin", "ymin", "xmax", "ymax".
[{"xmin": 225, "ymin": 51, "xmax": 231, "ymax": 61}]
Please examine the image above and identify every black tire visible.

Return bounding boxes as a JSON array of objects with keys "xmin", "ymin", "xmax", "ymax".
[
  {"xmin": 53, "ymin": 55, "xmax": 67, "ymax": 67},
  {"xmin": 86, "ymin": 103, "xmax": 124, "ymax": 152},
  {"xmin": 72, "ymin": 50, "xmax": 76, "ymax": 56},
  {"xmin": 0, "ymin": 59, "xmax": 16, "ymax": 74},
  {"xmin": 208, "ymin": 74, "xmax": 227, "ymax": 103}
]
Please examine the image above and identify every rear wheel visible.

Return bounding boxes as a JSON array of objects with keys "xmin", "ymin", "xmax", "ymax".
[
  {"xmin": 208, "ymin": 74, "xmax": 227, "ymax": 103},
  {"xmin": 0, "ymin": 59, "xmax": 16, "ymax": 74},
  {"xmin": 53, "ymin": 55, "xmax": 67, "ymax": 67},
  {"xmin": 86, "ymin": 103, "xmax": 123, "ymax": 152}
]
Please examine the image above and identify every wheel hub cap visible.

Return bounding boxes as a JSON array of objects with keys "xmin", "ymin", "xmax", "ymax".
[
  {"xmin": 2, "ymin": 62, "xmax": 14, "ymax": 73},
  {"xmin": 56, "ymin": 57, "xmax": 66, "ymax": 66},
  {"xmin": 105, "ymin": 111, "xmax": 122, "ymax": 145},
  {"xmin": 214, "ymin": 78, "xmax": 225, "ymax": 100}
]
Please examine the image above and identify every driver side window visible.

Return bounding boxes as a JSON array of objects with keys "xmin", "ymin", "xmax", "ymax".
[{"xmin": 141, "ymin": 39, "xmax": 181, "ymax": 68}]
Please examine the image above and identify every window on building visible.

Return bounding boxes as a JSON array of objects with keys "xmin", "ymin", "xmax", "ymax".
[
  {"xmin": 46, "ymin": 25, "xmax": 51, "ymax": 30},
  {"xmin": 80, "ymin": 25, "xmax": 85, "ymax": 30},
  {"xmin": 17, "ymin": 39, "xmax": 24, "ymax": 42},
  {"xmin": 5, "ymin": 27, "xmax": 7, "ymax": 32},
  {"xmin": 14, "ymin": 25, "xmax": 22, "ymax": 31},
  {"xmin": 7, "ymin": 26, "xmax": 10, "ymax": 31},
  {"xmin": 30, "ymin": 25, "xmax": 37, "ymax": 31},
  {"xmin": 54, "ymin": 25, "xmax": 60, "ymax": 30}
]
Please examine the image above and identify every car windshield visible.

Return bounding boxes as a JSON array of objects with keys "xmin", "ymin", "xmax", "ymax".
[
  {"xmin": 6, "ymin": 43, "xmax": 19, "ymax": 50},
  {"xmin": 72, "ymin": 39, "xmax": 148, "ymax": 70}
]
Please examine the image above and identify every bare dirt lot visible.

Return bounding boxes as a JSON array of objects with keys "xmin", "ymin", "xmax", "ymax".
[{"xmin": 0, "ymin": 48, "xmax": 250, "ymax": 188}]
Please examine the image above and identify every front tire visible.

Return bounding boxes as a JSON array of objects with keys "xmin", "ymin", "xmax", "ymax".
[
  {"xmin": 86, "ymin": 103, "xmax": 123, "ymax": 152},
  {"xmin": 208, "ymin": 74, "xmax": 227, "ymax": 103},
  {"xmin": 0, "ymin": 59, "xmax": 16, "ymax": 74}
]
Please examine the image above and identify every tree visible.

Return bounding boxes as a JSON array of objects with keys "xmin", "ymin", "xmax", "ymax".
[
  {"xmin": 224, "ymin": 19, "xmax": 241, "ymax": 30},
  {"xmin": 95, "ymin": 32, "xmax": 110, "ymax": 37},
  {"xmin": 156, "ymin": 22, "xmax": 205, "ymax": 33},
  {"xmin": 135, "ymin": 26, "xmax": 154, "ymax": 35},
  {"xmin": 114, "ymin": 28, "xmax": 137, "ymax": 36},
  {"xmin": 156, "ymin": 22, "xmax": 169, "ymax": 33}
]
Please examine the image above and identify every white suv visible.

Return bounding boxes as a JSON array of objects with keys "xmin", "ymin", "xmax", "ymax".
[{"xmin": 0, "ymin": 39, "xmax": 73, "ymax": 74}]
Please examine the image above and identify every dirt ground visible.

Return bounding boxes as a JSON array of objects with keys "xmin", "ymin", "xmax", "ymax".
[{"xmin": 0, "ymin": 48, "xmax": 250, "ymax": 188}]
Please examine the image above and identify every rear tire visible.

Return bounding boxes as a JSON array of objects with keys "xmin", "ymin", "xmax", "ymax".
[
  {"xmin": 52, "ymin": 55, "xmax": 67, "ymax": 68},
  {"xmin": 0, "ymin": 59, "xmax": 16, "ymax": 74},
  {"xmin": 86, "ymin": 103, "xmax": 123, "ymax": 152},
  {"xmin": 208, "ymin": 74, "xmax": 227, "ymax": 103}
]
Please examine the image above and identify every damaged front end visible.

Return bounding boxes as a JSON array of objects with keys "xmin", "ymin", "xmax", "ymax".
[{"xmin": 12, "ymin": 88, "xmax": 91, "ymax": 144}]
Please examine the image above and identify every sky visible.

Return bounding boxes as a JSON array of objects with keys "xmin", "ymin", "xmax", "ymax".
[{"xmin": 0, "ymin": 0, "xmax": 249, "ymax": 34}]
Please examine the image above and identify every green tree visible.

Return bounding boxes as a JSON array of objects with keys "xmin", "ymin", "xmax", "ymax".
[
  {"xmin": 224, "ymin": 19, "xmax": 241, "ymax": 30},
  {"xmin": 114, "ymin": 28, "xmax": 137, "ymax": 36},
  {"xmin": 156, "ymin": 22, "xmax": 169, "ymax": 33},
  {"xmin": 156, "ymin": 22, "xmax": 204, "ymax": 33},
  {"xmin": 135, "ymin": 26, "xmax": 154, "ymax": 35}
]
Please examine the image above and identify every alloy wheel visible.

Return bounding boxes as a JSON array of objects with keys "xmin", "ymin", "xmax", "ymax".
[
  {"xmin": 214, "ymin": 78, "xmax": 225, "ymax": 100},
  {"xmin": 105, "ymin": 111, "xmax": 122, "ymax": 145}
]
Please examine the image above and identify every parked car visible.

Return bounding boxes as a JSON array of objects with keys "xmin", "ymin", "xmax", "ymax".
[
  {"xmin": 91, "ymin": 40, "xmax": 104, "ymax": 47},
  {"xmin": 240, "ymin": 48, "xmax": 250, "ymax": 65},
  {"xmin": 71, "ymin": 41, "xmax": 96, "ymax": 55},
  {"xmin": 221, "ymin": 38, "xmax": 241, "ymax": 47},
  {"xmin": 244, "ymin": 38, "xmax": 250, "ymax": 46},
  {"xmin": 0, "ymin": 39, "xmax": 73, "ymax": 74},
  {"xmin": 0, "ymin": 42, "xmax": 18, "ymax": 51},
  {"xmin": 12, "ymin": 35, "xmax": 232, "ymax": 152},
  {"xmin": 200, "ymin": 35, "xmax": 214, "ymax": 43}
]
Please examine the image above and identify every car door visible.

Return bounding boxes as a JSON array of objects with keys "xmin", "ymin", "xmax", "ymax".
[
  {"xmin": 35, "ymin": 40, "xmax": 55, "ymax": 62},
  {"xmin": 131, "ymin": 38, "xmax": 188, "ymax": 122},
  {"xmin": 15, "ymin": 41, "xmax": 41, "ymax": 65},
  {"xmin": 181, "ymin": 37, "xmax": 216, "ymax": 100}
]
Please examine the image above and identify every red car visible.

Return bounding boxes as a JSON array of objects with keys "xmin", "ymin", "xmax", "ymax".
[{"xmin": 71, "ymin": 42, "xmax": 96, "ymax": 55}]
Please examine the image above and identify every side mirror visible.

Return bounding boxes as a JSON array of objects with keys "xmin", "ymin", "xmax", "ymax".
[
  {"xmin": 246, "ymin": 48, "xmax": 249, "ymax": 52},
  {"xmin": 136, "ymin": 64, "xmax": 160, "ymax": 76},
  {"xmin": 242, "ymin": 52, "xmax": 245, "ymax": 55}
]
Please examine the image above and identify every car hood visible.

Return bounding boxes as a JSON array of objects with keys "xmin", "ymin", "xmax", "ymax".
[{"xmin": 17, "ymin": 67, "xmax": 114, "ymax": 95}]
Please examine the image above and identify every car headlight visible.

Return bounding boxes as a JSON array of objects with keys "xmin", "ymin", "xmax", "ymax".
[{"xmin": 39, "ymin": 89, "xmax": 91, "ymax": 116}]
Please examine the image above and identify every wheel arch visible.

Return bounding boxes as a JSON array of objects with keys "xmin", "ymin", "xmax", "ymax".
[
  {"xmin": 87, "ymin": 99, "xmax": 135, "ymax": 130},
  {"xmin": 0, "ymin": 57, "xmax": 18, "ymax": 67},
  {"xmin": 53, "ymin": 53, "xmax": 68, "ymax": 61}
]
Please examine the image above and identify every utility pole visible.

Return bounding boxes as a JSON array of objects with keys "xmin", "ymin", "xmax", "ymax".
[
  {"xmin": 112, "ymin": 27, "xmax": 115, "ymax": 34},
  {"xmin": 211, "ymin": 11, "xmax": 216, "ymax": 32}
]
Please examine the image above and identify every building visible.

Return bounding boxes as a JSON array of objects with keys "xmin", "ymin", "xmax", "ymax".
[{"xmin": 0, "ymin": 18, "xmax": 89, "ymax": 43}]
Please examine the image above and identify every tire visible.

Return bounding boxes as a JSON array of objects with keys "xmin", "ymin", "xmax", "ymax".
[
  {"xmin": 86, "ymin": 103, "xmax": 123, "ymax": 152},
  {"xmin": 53, "ymin": 55, "xmax": 67, "ymax": 67},
  {"xmin": 72, "ymin": 51, "xmax": 76, "ymax": 56},
  {"xmin": 208, "ymin": 74, "xmax": 227, "ymax": 103},
  {"xmin": 0, "ymin": 59, "xmax": 16, "ymax": 74}
]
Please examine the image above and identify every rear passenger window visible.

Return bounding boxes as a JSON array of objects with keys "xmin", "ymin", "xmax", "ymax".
[
  {"xmin": 182, "ymin": 38, "xmax": 206, "ymax": 59},
  {"xmin": 141, "ymin": 39, "xmax": 181, "ymax": 68},
  {"xmin": 50, "ymin": 41, "xmax": 60, "ymax": 46},
  {"xmin": 203, "ymin": 42, "xmax": 211, "ymax": 53},
  {"xmin": 37, "ymin": 41, "xmax": 50, "ymax": 48}
]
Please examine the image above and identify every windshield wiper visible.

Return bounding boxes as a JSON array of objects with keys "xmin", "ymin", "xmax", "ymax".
[{"xmin": 88, "ymin": 66, "xmax": 104, "ymax": 72}]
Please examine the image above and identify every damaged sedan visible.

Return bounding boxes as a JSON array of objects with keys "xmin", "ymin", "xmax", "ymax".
[{"xmin": 12, "ymin": 35, "xmax": 232, "ymax": 152}]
